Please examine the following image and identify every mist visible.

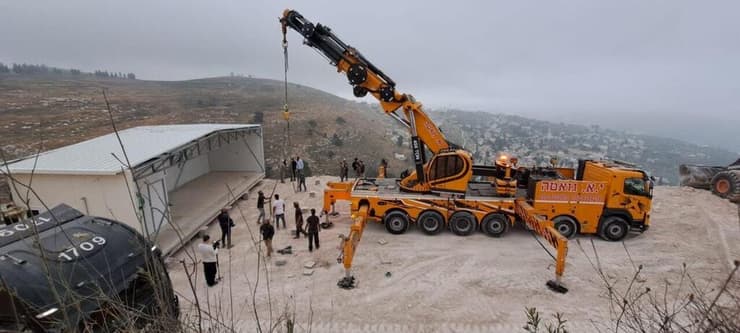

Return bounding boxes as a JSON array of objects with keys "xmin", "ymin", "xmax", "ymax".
[{"xmin": 1, "ymin": 0, "xmax": 738, "ymax": 151}]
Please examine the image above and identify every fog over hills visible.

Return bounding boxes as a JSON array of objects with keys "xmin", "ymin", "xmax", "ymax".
[{"xmin": 1, "ymin": 71, "xmax": 737, "ymax": 187}]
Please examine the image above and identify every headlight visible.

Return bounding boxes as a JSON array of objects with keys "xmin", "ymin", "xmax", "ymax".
[{"xmin": 35, "ymin": 307, "xmax": 58, "ymax": 319}]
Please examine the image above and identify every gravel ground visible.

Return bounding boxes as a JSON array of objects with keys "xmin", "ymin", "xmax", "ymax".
[{"xmin": 167, "ymin": 177, "xmax": 740, "ymax": 332}]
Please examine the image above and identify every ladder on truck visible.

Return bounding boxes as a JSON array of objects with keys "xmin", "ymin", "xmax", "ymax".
[{"xmin": 514, "ymin": 198, "xmax": 569, "ymax": 293}]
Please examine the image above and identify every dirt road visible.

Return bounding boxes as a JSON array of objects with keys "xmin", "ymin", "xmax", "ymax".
[{"xmin": 168, "ymin": 177, "xmax": 740, "ymax": 332}]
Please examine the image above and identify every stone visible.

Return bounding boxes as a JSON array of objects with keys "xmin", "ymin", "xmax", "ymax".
[
  {"xmin": 378, "ymin": 239, "xmax": 388, "ymax": 245},
  {"xmin": 275, "ymin": 260, "xmax": 287, "ymax": 266},
  {"xmin": 303, "ymin": 269, "xmax": 314, "ymax": 276},
  {"xmin": 304, "ymin": 261, "xmax": 316, "ymax": 269}
]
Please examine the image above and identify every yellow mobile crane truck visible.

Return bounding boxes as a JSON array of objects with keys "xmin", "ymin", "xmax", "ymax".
[{"xmin": 280, "ymin": 9, "xmax": 654, "ymax": 293}]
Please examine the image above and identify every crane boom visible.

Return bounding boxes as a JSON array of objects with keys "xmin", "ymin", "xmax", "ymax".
[{"xmin": 281, "ymin": 9, "xmax": 461, "ymax": 189}]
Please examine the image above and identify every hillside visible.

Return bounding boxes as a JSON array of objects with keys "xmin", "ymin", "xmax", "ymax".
[
  {"xmin": 2, "ymin": 73, "xmax": 737, "ymax": 191},
  {"xmin": 0, "ymin": 74, "xmax": 408, "ymax": 181},
  {"xmin": 429, "ymin": 110, "xmax": 738, "ymax": 184}
]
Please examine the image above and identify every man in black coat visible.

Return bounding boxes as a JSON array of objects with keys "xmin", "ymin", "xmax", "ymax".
[
  {"xmin": 217, "ymin": 208, "xmax": 234, "ymax": 248},
  {"xmin": 306, "ymin": 209, "xmax": 320, "ymax": 252},
  {"xmin": 290, "ymin": 157, "xmax": 297, "ymax": 181},
  {"xmin": 260, "ymin": 219, "xmax": 275, "ymax": 257}
]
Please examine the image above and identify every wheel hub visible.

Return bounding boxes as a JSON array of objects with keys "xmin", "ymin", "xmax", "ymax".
[
  {"xmin": 716, "ymin": 179, "xmax": 730, "ymax": 193},
  {"xmin": 609, "ymin": 225, "xmax": 622, "ymax": 236}
]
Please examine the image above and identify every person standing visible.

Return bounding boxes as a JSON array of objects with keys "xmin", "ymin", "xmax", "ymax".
[
  {"xmin": 293, "ymin": 202, "xmax": 306, "ymax": 239},
  {"xmin": 197, "ymin": 234, "xmax": 219, "ymax": 286},
  {"xmin": 217, "ymin": 208, "xmax": 233, "ymax": 249},
  {"xmin": 280, "ymin": 159, "xmax": 288, "ymax": 183},
  {"xmin": 298, "ymin": 171, "xmax": 307, "ymax": 192},
  {"xmin": 379, "ymin": 158, "xmax": 388, "ymax": 178},
  {"xmin": 259, "ymin": 219, "xmax": 275, "ymax": 257},
  {"xmin": 306, "ymin": 209, "xmax": 320, "ymax": 252},
  {"xmin": 359, "ymin": 160, "xmax": 366, "ymax": 178},
  {"xmin": 340, "ymin": 159, "xmax": 348, "ymax": 181},
  {"xmin": 352, "ymin": 158, "xmax": 360, "ymax": 178},
  {"xmin": 272, "ymin": 194, "xmax": 286, "ymax": 229},
  {"xmin": 290, "ymin": 158, "xmax": 297, "ymax": 181},
  {"xmin": 256, "ymin": 190, "xmax": 266, "ymax": 224},
  {"xmin": 296, "ymin": 157, "xmax": 305, "ymax": 177}
]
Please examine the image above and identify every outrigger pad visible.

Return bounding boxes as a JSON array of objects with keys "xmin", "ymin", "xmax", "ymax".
[
  {"xmin": 546, "ymin": 280, "xmax": 569, "ymax": 294},
  {"xmin": 337, "ymin": 276, "xmax": 356, "ymax": 289}
]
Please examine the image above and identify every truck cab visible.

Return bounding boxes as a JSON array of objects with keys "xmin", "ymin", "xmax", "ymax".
[{"xmin": 579, "ymin": 160, "xmax": 653, "ymax": 236}]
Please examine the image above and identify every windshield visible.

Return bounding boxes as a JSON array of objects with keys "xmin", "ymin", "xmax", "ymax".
[{"xmin": 624, "ymin": 177, "xmax": 650, "ymax": 197}]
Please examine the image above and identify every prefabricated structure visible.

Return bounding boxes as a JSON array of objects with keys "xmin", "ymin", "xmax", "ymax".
[{"xmin": 4, "ymin": 124, "xmax": 264, "ymax": 254}]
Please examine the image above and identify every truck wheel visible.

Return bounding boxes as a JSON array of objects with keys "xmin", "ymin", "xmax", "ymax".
[
  {"xmin": 481, "ymin": 213, "xmax": 509, "ymax": 237},
  {"xmin": 553, "ymin": 216, "xmax": 578, "ymax": 239},
  {"xmin": 417, "ymin": 210, "xmax": 444, "ymax": 235},
  {"xmin": 384, "ymin": 211, "xmax": 409, "ymax": 235},
  {"xmin": 729, "ymin": 171, "xmax": 740, "ymax": 202},
  {"xmin": 449, "ymin": 211, "xmax": 476, "ymax": 236},
  {"xmin": 599, "ymin": 216, "xmax": 629, "ymax": 241},
  {"xmin": 710, "ymin": 171, "xmax": 733, "ymax": 198}
]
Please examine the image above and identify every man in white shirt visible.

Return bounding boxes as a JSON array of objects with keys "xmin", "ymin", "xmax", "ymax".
[
  {"xmin": 272, "ymin": 194, "xmax": 286, "ymax": 229},
  {"xmin": 197, "ymin": 234, "xmax": 219, "ymax": 286},
  {"xmin": 296, "ymin": 157, "xmax": 304, "ymax": 175}
]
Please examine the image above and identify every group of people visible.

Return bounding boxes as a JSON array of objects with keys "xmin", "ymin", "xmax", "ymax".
[
  {"xmin": 339, "ymin": 157, "xmax": 388, "ymax": 181},
  {"xmin": 281, "ymin": 156, "xmax": 307, "ymax": 191},
  {"xmin": 197, "ymin": 189, "xmax": 322, "ymax": 287}
]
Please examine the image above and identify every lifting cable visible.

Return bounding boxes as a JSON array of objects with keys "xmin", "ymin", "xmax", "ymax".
[
  {"xmin": 282, "ymin": 29, "xmax": 297, "ymax": 193},
  {"xmin": 281, "ymin": 31, "xmax": 292, "ymax": 155}
]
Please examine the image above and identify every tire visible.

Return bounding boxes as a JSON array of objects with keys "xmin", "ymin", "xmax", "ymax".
[
  {"xmin": 599, "ymin": 216, "xmax": 629, "ymax": 241},
  {"xmin": 384, "ymin": 210, "xmax": 409, "ymax": 235},
  {"xmin": 449, "ymin": 211, "xmax": 477, "ymax": 236},
  {"xmin": 481, "ymin": 213, "xmax": 509, "ymax": 237},
  {"xmin": 417, "ymin": 210, "xmax": 444, "ymax": 235},
  {"xmin": 711, "ymin": 171, "xmax": 740, "ymax": 201},
  {"xmin": 553, "ymin": 215, "xmax": 579, "ymax": 239},
  {"xmin": 730, "ymin": 171, "xmax": 740, "ymax": 202},
  {"xmin": 710, "ymin": 171, "xmax": 733, "ymax": 198}
]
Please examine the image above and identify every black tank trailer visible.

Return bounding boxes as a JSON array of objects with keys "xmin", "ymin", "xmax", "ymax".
[{"xmin": 0, "ymin": 204, "xmax": 178, "ymax": 332}]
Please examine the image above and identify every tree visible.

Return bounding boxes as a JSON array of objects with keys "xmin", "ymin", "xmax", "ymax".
[
  {"xmin": 396, "ymin": 136, "xmax": 403, "ymax": 147},
  {"xmin": 335, "ymin": 116, "xmax": 346, "ymax": 124},
  {"xmin": 126, "ymin": 73, "xmax": 136, "ymax": 79},
  {"xmin": 0, "ymin": 63, "xmax": 9, "ymax": 73},
  {"xmin": 308, "ymin": 119, "xmax": 317, "ymax": 128}
]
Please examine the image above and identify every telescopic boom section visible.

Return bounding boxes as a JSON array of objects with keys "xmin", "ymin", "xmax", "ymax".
[{"xmin": 281, "ymin": 9, "xmax": 452, "ymax": 186}]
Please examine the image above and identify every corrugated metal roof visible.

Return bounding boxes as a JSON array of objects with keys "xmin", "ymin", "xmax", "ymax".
[{"xmin": 5, "ymin": 124, "xmax": 259, "ymax": 175}]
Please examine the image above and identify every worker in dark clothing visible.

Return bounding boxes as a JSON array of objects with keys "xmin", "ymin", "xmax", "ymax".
[
  {"xmin": 259, "ymin": 219, "xmax": 275, "ymax": 257},
  {"xmin": 358, "ymin": 160, "xmax": 366, "ymax": 178},
  {"xmin": 293, "ymin": 202, "xmax": 306, "ymax": 239},
  {"xmin": 306, "ymin": 209, "xmax": 320, "ymax": 252},
  {"xmin": 340, "ymin": 159, "xmax": 349, "ymax": 181},
  {"xmin": 256, "ymin": 190, "xmax": 266, "ymax": 224},
  {"xmin": 217, "ymin": 208, "xmax": 234, "ymax": 249},
  {"xmin": 290, "ymin": 157, "xmax": 297, "ymax": 181},
  {"xmin": 352, "ymin": 158, "xmax": 360, "ymax": 178}
]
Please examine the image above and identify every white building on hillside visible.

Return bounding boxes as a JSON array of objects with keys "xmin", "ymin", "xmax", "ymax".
[{"xmin": 4, "ymin": 124, "xmax": 264, "ymax": 255}]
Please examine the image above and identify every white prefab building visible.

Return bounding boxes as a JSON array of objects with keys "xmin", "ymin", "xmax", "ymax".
[{"xmin": 5, "ymin": 124, "xmax": 264, "ymax": 255}]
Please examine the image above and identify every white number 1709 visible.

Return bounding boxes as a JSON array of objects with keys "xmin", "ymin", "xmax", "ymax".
[{"xmin": 57, "ymin": 236, "xmax": 106, "ymax": 261}]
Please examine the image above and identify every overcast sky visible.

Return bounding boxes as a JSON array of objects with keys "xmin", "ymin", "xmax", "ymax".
[{"xmin": 1, "ymin": 1, "xmax": 738, "ymax": 152}]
